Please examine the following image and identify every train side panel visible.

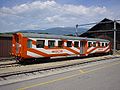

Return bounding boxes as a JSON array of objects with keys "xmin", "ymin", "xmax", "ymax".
[
  {"xmin": 12, "ymin": 33, "xmax": 111, "ymax": 62},
  {"xmin": 87, "ymin": 41, "xmax": 111, "ymax": 55}
]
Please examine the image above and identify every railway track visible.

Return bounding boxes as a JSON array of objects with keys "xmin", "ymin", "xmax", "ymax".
[
  {"xmin": 0, "ymin": 55, "xmax": 118, "ymax": 69},
  {"xmin": 0, "ymin": 55, "xmax": 120, "ymax": 85},
  {"xmin": 0, "ymin": 58, "xmax": 20, "ymax": 68},
  {"xmin": 0, "ymin": 63, "xmax": 21, "ymax": 68}
]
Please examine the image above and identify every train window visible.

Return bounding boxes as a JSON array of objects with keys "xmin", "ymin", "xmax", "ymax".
[
  {"xmin": 105, "ymin": 43, "xmax": 108, "ymax": 47},
  {"xmin": 48, "ymin": 40, "xmax": 55, "ymax": 48},
  {"xmin": 74, "ymin": 41, "xmax": 79, "ymax": 47},
  {"xmin": 27, "ymin": 39, "xmax": 32, "ymax": 48},
  {"xmin": 93, "ymin": 42, "xmax": 96, "ymax": 47},
  {"xmin": 98, "ymin": 42, "xmax": 100, "ymax": 47},
  {"xmin": 88, "ymin": 42, "xmax": 92, "ymax": 47},
  {"xmin": 102, "ymin": 43, "xmax": 104, "ymax": 47},
  {"xmin": 36, "ymin": 40, "xmax": 45, "ymax": 48},
  {"xmin": 67, "ymin": 41, "xmax": 72, "ymax": 47},
  {"xmin": 58, "ymin": 41, "xmax": 64, "ymax": 48}
]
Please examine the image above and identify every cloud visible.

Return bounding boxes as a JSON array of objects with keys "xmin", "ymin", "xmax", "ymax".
[
  {"xmin": 62, "ymin": 4, "xmax": 107, "ymax": 16},
  {"xmin": 0, "ymin": 1, "xmax": 108, "ymax": 15},
  {"xmin": 0, "ymin": 0, "xmax": 57, "ymax": 15},
  {"xmin": 45, "ymin": 15, "xmax": 67, "ymax": 23},
  {"xmin": 0, "ymin": 0, "xmax": 113, "ymax": 32}
]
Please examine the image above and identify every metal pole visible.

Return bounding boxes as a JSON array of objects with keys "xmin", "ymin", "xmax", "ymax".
[
  {"xmin": 113, "ymin": 20, "xmax": 117, "ymax": 54},
  {"xmin": 75, "ymin": 24, "xmax": 78, "ymax": 37}
]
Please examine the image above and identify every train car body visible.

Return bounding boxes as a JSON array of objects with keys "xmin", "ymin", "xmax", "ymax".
[{"xmin": 12, "ymin": 33, "xmax": 111, "ymax": 61}]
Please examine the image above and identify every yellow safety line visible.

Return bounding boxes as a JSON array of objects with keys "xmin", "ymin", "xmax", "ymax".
[
  {"xmin": 17, "ymin": 73, "xmax": 80, "ymax": 90},
  {"xmin": 79, "ymin": 70, "xmax": 85, "ymax": 73},
  {"xmin": 17, "ymin": 61, "xmax": 120, "ymax": 90}
]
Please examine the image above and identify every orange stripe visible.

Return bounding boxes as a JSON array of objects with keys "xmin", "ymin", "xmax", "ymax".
[
  {"xmin": 28, "ymin": 48, "xmax": 48, "ymax": 57},
  {"xmin": 77, "ymin": 47, "xmax": 80, "ymax": 49},
  {"xmin": 87, "ymin": 47, "xmax": 97, "ymax": 54},
  {"xmin": 87, "ymin": 46, "xmax": 110, "ymax": 54},
  {"xmin": 24, "ymin": 55, "xmax": 33, "ymax": 59},
  {"xmin": 28, "ymin": 48, "xmax": 69, "ymax": 57},
  {"xmin": 29, "ymin": 48, "xmax": 70, "ymax": 57},
  {"xmin": 64, "ymin": 47, "xmax": 80, "ymax": 54},
  {"xmin": 32, "ymin": 40, "xmax": 36, "ymax": 45},
  {"xmin": 104, "ymin": 47, "xmax": 110, "ymax": 52}
]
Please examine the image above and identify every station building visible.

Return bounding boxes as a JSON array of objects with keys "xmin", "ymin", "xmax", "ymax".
[{"xmin": 80, "ymin": 18, "xmax": 120, "ymax": 50}]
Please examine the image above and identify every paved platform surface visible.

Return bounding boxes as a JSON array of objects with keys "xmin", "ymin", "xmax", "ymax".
[
  {"xmin": 0, "ymin": 56, "xmax": 120, "ymax": 90},
  {"xmin": 0, "ymin": 55, "xmax": 120, "ymax": 75}
]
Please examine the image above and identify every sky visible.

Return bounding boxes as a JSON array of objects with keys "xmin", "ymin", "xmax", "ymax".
[{"xmin": 0, "ymin": 0, "xmax": 120, "ymax": 33}]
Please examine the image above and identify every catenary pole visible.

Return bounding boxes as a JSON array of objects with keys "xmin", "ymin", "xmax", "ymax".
[
  {"xmin": 75, "ymin": 24, "xmax": 78, "ymax": 37},
  {"xmin": 113, "ymin": 20, "xmax": 117, "ymax": 54}
]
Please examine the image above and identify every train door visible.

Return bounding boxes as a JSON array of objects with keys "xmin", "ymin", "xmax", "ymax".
[
  {"xmin": 15, "ymin": 35, "xmax": 20, "ymax": 54},
  {"xmin": 80, "ymin": 41, "xmax": 87, "ymax": 54}
]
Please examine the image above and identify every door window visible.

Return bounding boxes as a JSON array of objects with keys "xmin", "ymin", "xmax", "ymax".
[{"xmin": 27, "ymin": 39, "xmax": 32, "ymax": 48}]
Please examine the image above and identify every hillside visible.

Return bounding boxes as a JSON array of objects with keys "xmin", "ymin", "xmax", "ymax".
[{"xmin": 18, "ymin": 27, "xmax": 88, "ymax": 35}]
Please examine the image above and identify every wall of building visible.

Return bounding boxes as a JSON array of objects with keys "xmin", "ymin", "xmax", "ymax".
[{"xmin": 0, "ymin": 36, "xmax": 12, "ymax": 58}]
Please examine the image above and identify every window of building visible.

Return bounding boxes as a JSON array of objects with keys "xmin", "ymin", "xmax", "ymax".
[
  {"xmin": 105, "ymin": 43, "xmax": 108, "ymax": 47},
  {"xmin": 93, "ymin": 42, "xmax": 96, "ymax": 47},
  {"xmin": 36, "ymin": 40, "xmax": 45, "ymax": 48},
  {"xmin": 102, "ymin": 43, "xmax": 104, "ymax": 47},
  {"xmin": 88, "ymin": 42, "xmax": 92, "ymax": 47},
  {"xmin": 74, "ymin": 41, "xmax": 79, "ymax": 47},
  {"xmin": 27, "ymin": 39, "xmax": 32, "ymax": 48},
  {"xmin": 67, "ymin": 41, "xmax": 72, "ymax": 47},
  {"xmin": 58, "ymin": 41, "xmax": 64, "ymax": 48},
  {"xmin": 48, "ymin": 40, "xmax": 55, "ymax": 48}
]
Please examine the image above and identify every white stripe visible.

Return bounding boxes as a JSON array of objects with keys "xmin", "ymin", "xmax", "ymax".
[
  {"xmin": 27, "ymin": 51, "xmax": 43, "ymax": 58},
  {"xmin": 32, "ymin": 44, "xmax": 74, "ymax": 54},
  {"xmin": 87, "ymin": 47, "xmax": 95, "ymax": 52},
  {"xmin": 90, "ymin": 46, "xmax": 110, "ymax": 54},
  {"xmin": 106, "ymin": 49, "xmax": 110, "ymax": 52},
  {"xmin": 63, "ymin": 49, "xmax": 74, "ymax": 54},
  {"xmin": 71, "ymin": 47, "xmax": 80, "ymax": 53}
]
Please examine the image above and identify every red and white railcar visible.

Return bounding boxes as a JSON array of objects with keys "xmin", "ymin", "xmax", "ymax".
[{"xmin": 12, "ymin": 33, "xmax": 111, "ymax": 61}]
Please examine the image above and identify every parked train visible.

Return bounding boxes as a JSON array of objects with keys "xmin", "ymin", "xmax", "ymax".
[{"xmin": 11, "ymin": 33, "xmax": 112, "ymax": 62}]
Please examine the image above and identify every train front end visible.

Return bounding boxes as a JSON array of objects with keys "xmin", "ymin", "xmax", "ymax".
[{"xmin": 12, "ymin": 33, "xmax": 23, "ymax": 61}]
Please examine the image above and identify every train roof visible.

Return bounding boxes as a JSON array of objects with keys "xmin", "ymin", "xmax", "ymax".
[{"xmin": 20, "ymin": 33, "xmax": 109, "ymax": 42}]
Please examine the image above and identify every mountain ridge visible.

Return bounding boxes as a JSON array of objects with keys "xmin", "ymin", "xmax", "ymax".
[{"xmin": 17, "ymin": 27, "xmax": 88, "ymax": 35}]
